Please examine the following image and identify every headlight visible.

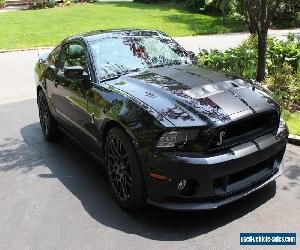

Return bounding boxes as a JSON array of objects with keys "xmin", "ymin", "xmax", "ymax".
[
  {"xmin": 156, "ymin": 130, "xmax": 198, "ymax": 148},
  {"xmin": 275, "ymin": 117, "xmax": 288, "ymax": 140},
  {"xmin": 279, "ymin": 118, "xmax": 288, "ymax": 133}
]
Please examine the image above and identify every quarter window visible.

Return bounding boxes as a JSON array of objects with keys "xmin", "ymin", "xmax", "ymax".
[{"xmin": 48, "ymin": 45, "xmax": 61, "ymax": 65}]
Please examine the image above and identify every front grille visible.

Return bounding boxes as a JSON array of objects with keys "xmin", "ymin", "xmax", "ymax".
[{"xmin": 208, "ymin": 110, "xmax": 279, "ymax": 152}]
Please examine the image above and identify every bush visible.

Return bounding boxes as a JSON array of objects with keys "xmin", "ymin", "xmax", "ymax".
[
  {"xmin": 0, "ymin": 0, "xmax": 5, "ymax": 8},
  {"xmin": 30, "ymin": 0, "xmax": 47, "ymax": 8},
  {"xmin": 48, "ymin": 0, "xmax": 55, "ymax": 7},
  {"xmin": 184, "ymin": 0, "xmax": 206, "ymax": 12},
  {"xmin": 204, "ymin": 0, "xmax": 237, "ymax": 16},
  {"xmin": 198, "ymin": 35, "xmax": 300, "ymax": 111},
  {"xmin": 265, "ymin": 63, "xmax": 300, "ymax": 111}
]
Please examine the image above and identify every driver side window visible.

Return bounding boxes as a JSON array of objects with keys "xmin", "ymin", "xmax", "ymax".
[{"xmin": 60, "ymin": 43, "xmax": 87, "ymax": 69}]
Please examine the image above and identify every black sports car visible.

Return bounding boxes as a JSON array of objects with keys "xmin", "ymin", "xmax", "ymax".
[{"xmin": 35, "ymin": 29, "xmax": 288, "ymax": 211}]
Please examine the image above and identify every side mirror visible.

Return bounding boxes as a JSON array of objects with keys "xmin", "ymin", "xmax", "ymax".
[
  {"xmin": 64, "ymin": 66, "xmax": 87, "ymax": 79},
  {"xmin": 187, "ymin": 51, "xmax": 196, "ymax": 59},
  {"xmin": 187, "ymin": 51, "xmax": 197, "ymax": 64}
]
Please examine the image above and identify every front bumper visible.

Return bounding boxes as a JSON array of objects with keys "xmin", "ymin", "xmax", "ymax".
[
  {"xmin": 148, "ymin": 162, "xmax": 283, "ymax": 210},
  {"xmin": 141, "ymin": 124, "xmax": 288, "ymax": 211}
]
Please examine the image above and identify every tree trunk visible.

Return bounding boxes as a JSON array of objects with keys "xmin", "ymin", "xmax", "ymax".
[
  {"xmin": 244, "ymin": 1, "xmax": 257, "ymax": 34},
  {"xmin": 247, "ymin": 14, "xmax": 257, "ymax": 34},
  {"xmin": 220, "ymin": 0, "xmax": 226, "ymax": 25},
  {"xmin": 256, "ymin": 31, "xmax": 268, "ymax": 82}
]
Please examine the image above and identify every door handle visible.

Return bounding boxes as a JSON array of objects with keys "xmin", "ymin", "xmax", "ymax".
[
  {"xmin": 54, "ymin": 80, "xmax": 59, "ymax": 87},
  {"xmin": 91, "ymin": 112, "xmax": 95, "ymax": 124}
]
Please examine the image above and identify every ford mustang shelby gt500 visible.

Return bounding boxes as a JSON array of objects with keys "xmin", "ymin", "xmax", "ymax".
[{"xmin": 35, "ymin": 29, "xmax": 288, "ymax": 211}]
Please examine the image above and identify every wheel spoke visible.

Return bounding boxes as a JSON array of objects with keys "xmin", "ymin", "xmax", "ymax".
[
  {"xmin": 38, "ymin": 93, "xmax": 50, "ymax": 136},
  {"xmin": 107, "ymin": 135, "xmax": 132, "ymax": 202}
]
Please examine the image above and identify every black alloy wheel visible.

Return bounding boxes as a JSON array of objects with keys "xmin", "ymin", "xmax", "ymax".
[
  {"xmin": 37, "ymin": 90, "xmax": 60, "ymax": 141},
  {"xmin": 105, "ymin": 127, "xmax": 146, "ymax": 211},
  {"xmin": 107, "ymin": 135, "xmax": 132, "ymax": 201}
]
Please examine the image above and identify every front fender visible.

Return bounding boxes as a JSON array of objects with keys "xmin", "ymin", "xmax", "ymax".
[{"xmin": 89, "ymin": 84, "xmax": 172, "ymax": 157}]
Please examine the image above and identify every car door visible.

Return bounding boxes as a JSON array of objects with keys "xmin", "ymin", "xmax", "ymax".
[{"xmin": 51, "ymin": 42, "xmax": 95, "ymax": 149}]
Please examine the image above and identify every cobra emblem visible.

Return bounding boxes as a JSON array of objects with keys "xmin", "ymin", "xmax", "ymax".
[{"xmin": 216, "ymin": 131, "xmax": 226, "ymax": 146}]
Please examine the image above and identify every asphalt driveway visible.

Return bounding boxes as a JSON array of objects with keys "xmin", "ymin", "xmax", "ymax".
[{"xmin": 0, "ymin": 99, "xmax": 299, "ymax": 250}]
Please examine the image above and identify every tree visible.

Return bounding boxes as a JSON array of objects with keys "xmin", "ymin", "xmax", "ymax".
[
  {"xmin": 244, "ymin": 0, "xmax": 282, "ymax": 82},
  {"xmin": 220, "ymin": 0, "xmax": 227, "ymax": 24}
]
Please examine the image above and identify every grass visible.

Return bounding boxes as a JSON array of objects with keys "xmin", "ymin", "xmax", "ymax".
[
  {"xmin": 0, "ymin": 2, "xmax": 245, "ymax": 50},
  {"xmin": 282, "ymin": 110, "xmax": 300, "ymax": 136}
]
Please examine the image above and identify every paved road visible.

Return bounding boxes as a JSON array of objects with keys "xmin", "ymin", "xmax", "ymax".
[
  {"xmin": 0, "ymin": 28, "xmax": 299, "ymax": 105},
  {"xmin": 0, "ymin": 99, "xmax": 299, "ymax": 250}
]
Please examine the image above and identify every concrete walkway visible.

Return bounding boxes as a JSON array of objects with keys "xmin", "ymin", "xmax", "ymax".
[
  {"xmin": 0, "ymin": 49, "xmax": 51, "ymax": 105},
  {"xmin": 0, "ymin": 28, "xmax": 299, "ymax": 104},
  {"xmin": 0, "ymin": 5, "xmax": 28, "ymax": 13},
  {"xmin": 176, "ymin": 28, "xmax": 300, "ymax": 53}
]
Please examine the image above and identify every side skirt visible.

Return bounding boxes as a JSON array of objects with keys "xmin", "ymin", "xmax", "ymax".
[{"xmin": 58, "ymin": 125, "xmax": 105, "ymax": 168}]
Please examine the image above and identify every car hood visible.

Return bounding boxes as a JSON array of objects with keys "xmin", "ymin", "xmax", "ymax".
[{"xmin": 107, "ymin": 64, "xmax": 278, "ymax": 128}]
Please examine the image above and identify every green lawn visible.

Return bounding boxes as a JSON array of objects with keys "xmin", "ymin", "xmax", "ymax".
[
  {"xmin": 282, "ymin": 110, "xmax": 300, "ymax": 136},
  {"xmin": 0, "ymin": 2, "xmax": 244, "ymax": 50}
]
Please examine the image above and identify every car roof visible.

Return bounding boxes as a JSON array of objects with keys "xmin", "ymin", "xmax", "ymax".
[{"xmin": 66, "ymin": 29, "xmax": 163, "ymax": 43}]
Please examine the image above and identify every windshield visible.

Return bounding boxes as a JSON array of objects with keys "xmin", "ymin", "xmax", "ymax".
[{"xmin": 89, "ymin": 34, "xmax": 191, "ymax": 80}]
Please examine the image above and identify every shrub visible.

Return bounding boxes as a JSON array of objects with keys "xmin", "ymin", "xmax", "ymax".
[
  {"xmin": 30, "ymin": 0, "xmax": 58, "ymax": 8},
  {"xmin": 265, "ymin": 63, "xmax": 300, "ymax": 111},
  {"xmin": 198, "ymin": 35, "xmax": 300, "ymax": 111},
  {"xmin": 204, "ymin": 0, "xmax": 237, "ymax": 16},
  {"xmin": 48, "ymin": 0, "xmax": 55, "ymax": 7},
  {"xmin": 30, "ymin": 0, "xmax": 47, "ymax": 8},
  {"xmin": 184, "ymin": 0, "xmax": 206, "ymax": 12},
  {"xmin": 0, "ymin": 0, "xmax": 5, "ymax": 8}
]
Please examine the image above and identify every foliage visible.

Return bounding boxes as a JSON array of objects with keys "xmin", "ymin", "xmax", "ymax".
[
  {"xmin": 272, "ymin": 0, "xmax": 300, "ymax": 28},
  {"xmin": 205, "ymin": 0, "xmax": 299, "ymax": 29},
  {"xmin": 0, "ymin": 0, "xmax": 5, "ymax": 8},
  {"xmin": 198, "ymin": 35, "xmax": 300, "ymax": 111},
  {"xmin": 204, "ymin": 0, "xmax": 236, "ymax": 16},
  {"xmin": 184, "ymin": 0, "xmax": 206, "ymax": 12},
  {"xmin": 30, "ymin": 0, "xmax": 47, "ymax": 8},
  {"xmin": 265, "ymin": 63, "xmax": 300, "ymax": 111},
  {"xmin": 30, "ymin": 0, "xmax": 58, "ymax": 8},
  {"xmin": 135, "ymin": 0, "xmax": 299, "ymax": 28},
  {"xmin": 240, "ymin": 0, "xmax": 299, "ymax": 29},
  {"xmin": 49, "ymin": 0, "xmax": 56, "ymax": 7}
]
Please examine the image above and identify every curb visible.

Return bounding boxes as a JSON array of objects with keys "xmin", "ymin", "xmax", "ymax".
[
  {"xmin": 0, "ymin": 46, "xmax": 53, "ymax": 53},
  {"xmin": 288, "ymin": 135, "xmax": 300, "ymax": 146}
]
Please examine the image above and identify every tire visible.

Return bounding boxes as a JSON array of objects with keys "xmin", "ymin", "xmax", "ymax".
[
  {"xmin": 37, "ymin": 90, "xmax": 61, "ymax": 141},
  {"xmin": 105, "ymin": 127, "xmax": 146, "ymax": 211}
]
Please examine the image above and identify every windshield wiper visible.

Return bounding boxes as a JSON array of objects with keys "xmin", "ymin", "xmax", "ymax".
[
  {"xmin": 149, "ymin": 61, "xmax": 182, "ymax": 68},
  {"xmin": 122, "ymin": 67, "xmax": 147, "ymax": 74}
]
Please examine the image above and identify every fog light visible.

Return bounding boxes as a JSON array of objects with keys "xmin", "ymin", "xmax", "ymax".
[
  {"xmin": 177, "ymin": 179, "xmax": 187, "ymax": 190},
  {"xmin": 177, "ymin": 179, "xmax": 198, "ymax": 196}
]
